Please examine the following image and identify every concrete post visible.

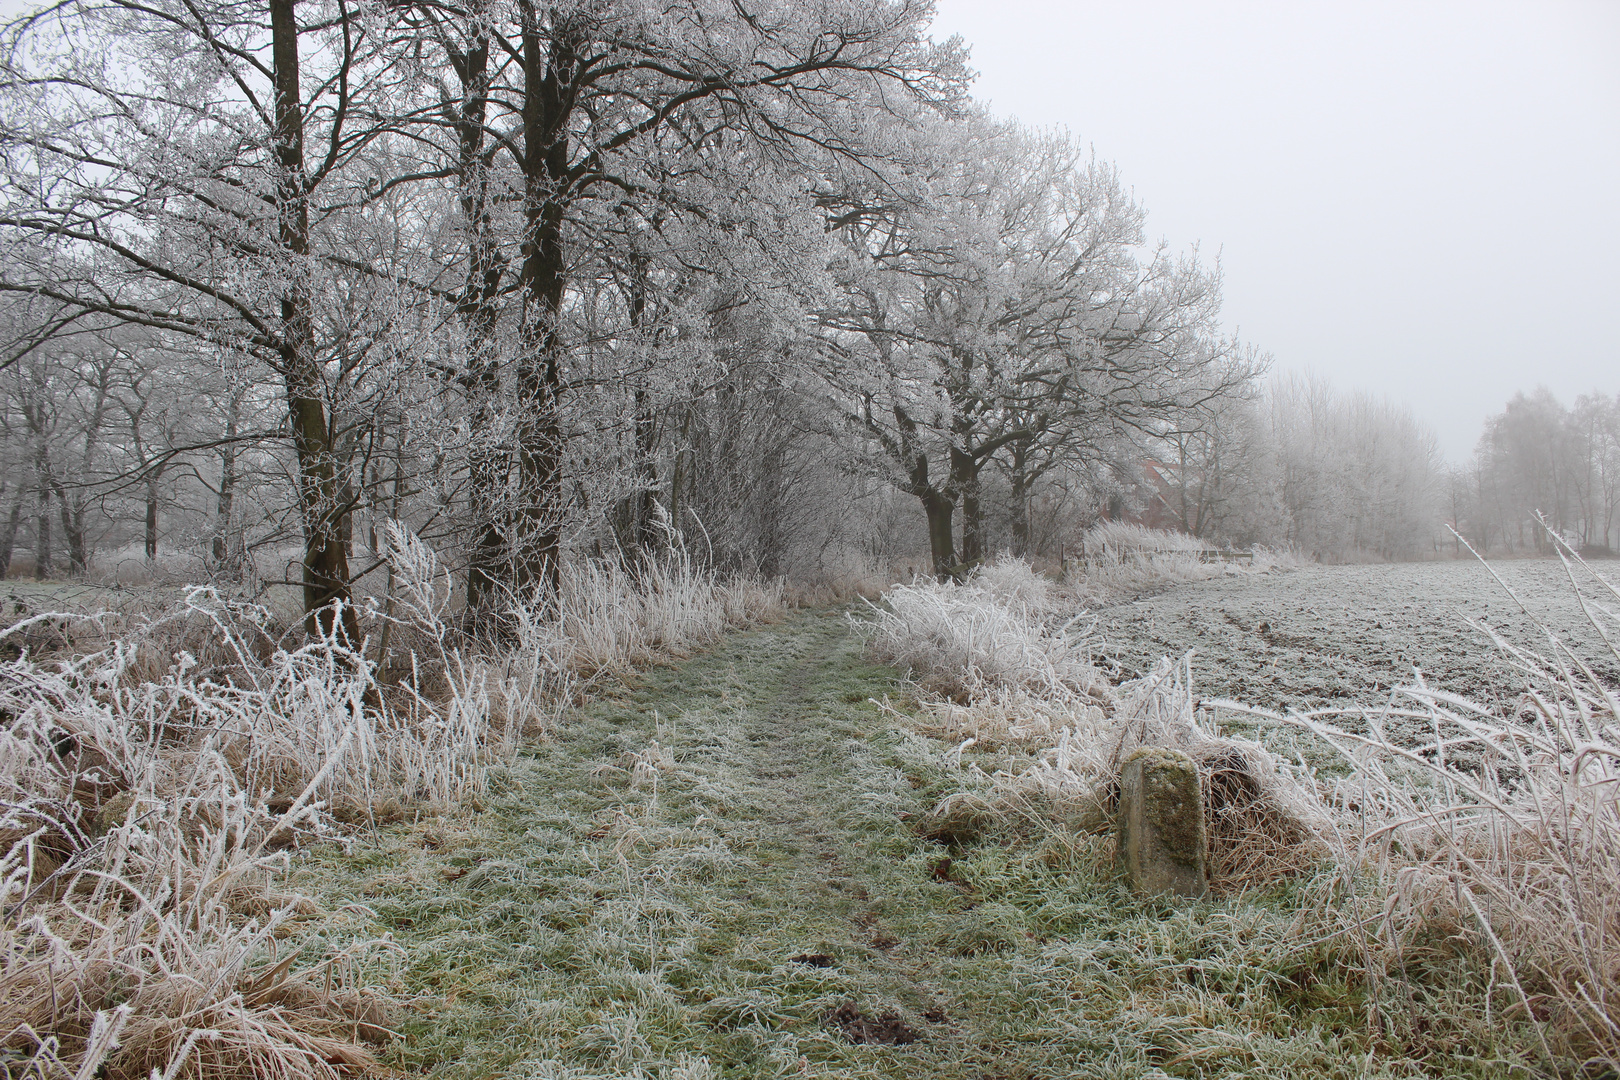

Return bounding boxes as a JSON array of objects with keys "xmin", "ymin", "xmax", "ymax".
[{"xmin": 1118, "ymin": 747, "xmax": 1207, "ymax": 898}]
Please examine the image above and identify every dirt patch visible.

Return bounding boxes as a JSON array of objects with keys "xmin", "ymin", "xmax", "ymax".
[
  {"xmin": 827, "ymin": 1003, "xmax": 920, "ymax": 1045},
  {"xmin": 789, "ymin": 952, "xmax": 835, "ymax": 968}
]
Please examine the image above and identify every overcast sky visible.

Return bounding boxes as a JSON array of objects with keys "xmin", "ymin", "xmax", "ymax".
[{"xmin": 929, "ymin": 0, "xmax": 1620, "ymax": 461}]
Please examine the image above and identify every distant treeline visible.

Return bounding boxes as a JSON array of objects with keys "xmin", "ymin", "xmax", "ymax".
[
  {"xmin": 1136, "ymin": 379, "xmax": 1616, "ymax": 563},
  {"xmin": 1447, "ymin": 389, "xmax": 1619, "ymax": 556}
]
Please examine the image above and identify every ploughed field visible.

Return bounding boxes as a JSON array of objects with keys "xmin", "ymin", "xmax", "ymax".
[{"xmin": 1090, "ymin": 557, "xmax": 1618, "ymax": 717}]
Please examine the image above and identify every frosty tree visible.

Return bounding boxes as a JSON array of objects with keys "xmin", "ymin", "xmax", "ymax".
[
  {"xmin": 0, "ymin": 0, "xmax": 436, "ymax": 637},
  {"xmin": 821, "ymin": 118, "xmax": 1251, "ymax": 574},
  {"xmin": 0, "ymin": 0, "xmax": 968, "ymax": 627}
]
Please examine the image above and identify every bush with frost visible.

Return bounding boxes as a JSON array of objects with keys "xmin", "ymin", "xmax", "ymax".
[
  {"xmin": 1067, "ymin": 523, "xmax": 1300, "ymax": 606},
  {"xmin": 861, "ymin": 557, "xmax": 1098, "ymax": 698}
]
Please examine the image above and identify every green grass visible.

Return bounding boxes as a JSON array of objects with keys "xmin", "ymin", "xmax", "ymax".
[{"xmin": 291, "ymin": 609, "xmax": 1546, "ymax": 1079}]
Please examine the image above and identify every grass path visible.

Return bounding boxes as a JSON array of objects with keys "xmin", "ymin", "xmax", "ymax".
[{"xmin": 297, "ymin": 610, "xmax": 1528, "ymax": 1079}]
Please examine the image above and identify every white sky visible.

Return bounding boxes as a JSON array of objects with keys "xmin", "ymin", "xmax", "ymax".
[{"xmin": 929, "ymin": 0, "xmax": 1620, "ymax": 461}]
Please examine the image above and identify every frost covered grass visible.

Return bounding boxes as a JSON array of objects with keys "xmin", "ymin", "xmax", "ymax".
[
  {"xmin": 1066, "ymin": 522, "xmax": 1299, "ymax": 606},
  {"xmin": 0, "ymin": 525, "xmax": 782, "ymax": 1079},
  {"xmin": 860, "ymin": 560, "xmax": 1100, "ymax": 700},
  {"xmin": 289, "ymin": 612, "xmax": 919, "ymax": 1079},
  {"xmin": 298, "ymin": 610, "xmax": 1518, "ymax": 1080},
  {"xmin": 1215, "ymin": 540, "xmax": 1620, "ymax": 1067},
  {"xmin": 869, "ymin": 546, "xmax": 1620, "ymax": 1071}
]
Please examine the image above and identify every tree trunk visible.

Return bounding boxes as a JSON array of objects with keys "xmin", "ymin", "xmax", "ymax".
[
  {"xmin": 450, "ymin": 12, "xmax": 510, "ymax": 619},
  {"xmin": 374, "ymin": 446, "xmax": 407, "ymax": 666},
  {"xmin": 608, "ymin": 239, "xmax": 662, "ymax": 563},
  {"xmin": 52, "ymin": 481, "xmax": 87, "ymax": 578},
  {"xmin": 509, "ymin": 0, "xmax": 575, "ymax": 604},
  {"xmin": 1009, "ymin": 441, "xmax": 1031, "ymax": 558},
  {"xmin": 144, "ymin": 462, "xmax": 165, "ymax": 564},
  {"xmin": 32, "ymin": 444, "xmax": 52, "ymax": 579},
  {"xmin": 0, "ymin": 482, "xmax": 21, "ymax": 579},
  {"xmin": 959, "ymin": 491, "xmax": 983, "ymax": 564},
  {"xmin": 923, "ymin": 490, "xmax": 956, "ymax": 577},
  {"xmin": 669, "ymin": 436, "xmax": 686, "ymax": 542},
  {"xmin": 632, "ymin": 386, "xmax": 660, "ymax": 553},
  {"xmin": 617, "ymin": 246, "xmax": 661, "ymax": 560},
  {"xmin": 952, "ymin": 446, "xmax": 984, "ymax": 566},
  {"xmin": 754, "ymin": 392, "xmax": 789, "ymax": 578},
  {"xmin": 272, "ymin": 0, "xmax": 357, "ymax": 643},
  {"xmin": 890, "ymin": 403, "xmax": 958, "ymax": 577},
  {"xmin": 213, "ymin": 401, "xmax": 238, "ymax": 571},
  {"xmin": 33, "ymin": 480, "xmax": 51, "ymax": 580}
]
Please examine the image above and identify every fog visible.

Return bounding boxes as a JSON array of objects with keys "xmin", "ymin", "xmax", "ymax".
[{"xmin": 931, "ymin": 0, "xmax": 1620, "ymax": 460}]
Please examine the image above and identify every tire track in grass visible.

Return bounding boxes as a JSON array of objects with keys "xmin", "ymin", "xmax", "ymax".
[
  {"xmin": 294, "ymin": 610, "xmax": 1003, "ymax": 1078},
  {"xmin": 294, "ymin": 608, "xmax": 1539, "ymax": 1079}
]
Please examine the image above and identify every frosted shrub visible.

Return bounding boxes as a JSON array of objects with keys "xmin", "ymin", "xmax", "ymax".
[
  {"xmin": 0, "ymin": 527, "xmax": 508, "ymax": 1076},
  {"xmin": 376, "ymin": 519, "xmax": 782, "ymax": 734},
  {"xmin": 1079, "ymin": 521, "xmax": 1209, "ymax": 559},
  {"xmin": 862, "ymin": 558, "xmax": 1098, "ymax": 698},
  {"xmin": 1246, "ymin": 545, "xmax": 1309, "ymax": 572},
  {"xmin": 1067, "ymin": 523, "xmax": 1289, "ymax": 606},
  {"xmin": 972, "ymin": 555, "xmax": 1055, "ymax": 612}
]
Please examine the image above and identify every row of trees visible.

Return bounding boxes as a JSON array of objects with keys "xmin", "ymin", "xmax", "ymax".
[
  {"xmin": 1142, "ymin": 380, "xmax": 1620, "ymax": 563},
  {"xmin": 1147, "ymin": 373, "xmax": 1445, "ymax": 562},
  {"xmin": 0, "ymin": 0, "xmax": 1258, "ymax": 629},
  {"xmin": 4, "ymin": 1, "xmax": 1601, "ymax": 622}
]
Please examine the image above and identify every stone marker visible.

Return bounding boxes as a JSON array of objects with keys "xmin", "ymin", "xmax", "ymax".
[{"xmin": 1118, "ymin": 747, "xmax": 1207, "ymax": 898}]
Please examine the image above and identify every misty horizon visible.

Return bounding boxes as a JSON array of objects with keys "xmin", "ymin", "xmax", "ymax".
[{"xmin": 932, "ymin": 0, "xmax": 1620, "ymax": 462}]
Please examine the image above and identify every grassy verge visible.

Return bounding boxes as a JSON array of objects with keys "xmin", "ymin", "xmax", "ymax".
[{"xmin": 295, "ymin": 609, "xmax": 1540, "ymax": 1079}]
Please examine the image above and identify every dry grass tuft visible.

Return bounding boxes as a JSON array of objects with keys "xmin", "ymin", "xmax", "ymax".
[
  {"xmin": 1, "ymin": 522, "xmax": 782, "ymax": 1079},
  {"xmin": 860, "ymin": 558, "xmax": 1100, "ymax": 699},
  {"xmin": 1216, "ymin": 536, "xmax": 1620, "ymax": 1065},
  {"xmin": 560, "ymin": 548, "xmax": 782, "ymax": 678},
  {"xmin": 0, "ymin": 685, "xmax": 396, "ymax": 1079},
  {"xmin": 867, "ymin": 557, "xmax": 1329, "ymax": 892},
  {"xmin": 0, "ymin": 550, "xmax": 444, "ymax": 1077}
]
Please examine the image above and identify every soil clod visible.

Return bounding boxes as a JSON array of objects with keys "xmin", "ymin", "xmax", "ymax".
[
  {"xmin": 827, "ymin": 1003, "xmax": 920, "ymax": 1045},
  {"xmin": 789, "ymin": 952, "xmax": 835, "ymax": 967}
]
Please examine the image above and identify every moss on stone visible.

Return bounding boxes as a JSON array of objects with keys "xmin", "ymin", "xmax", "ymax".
[{"xmin": 1123, "ymin": 749, "xmax": 1204, "ymax": 865}]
